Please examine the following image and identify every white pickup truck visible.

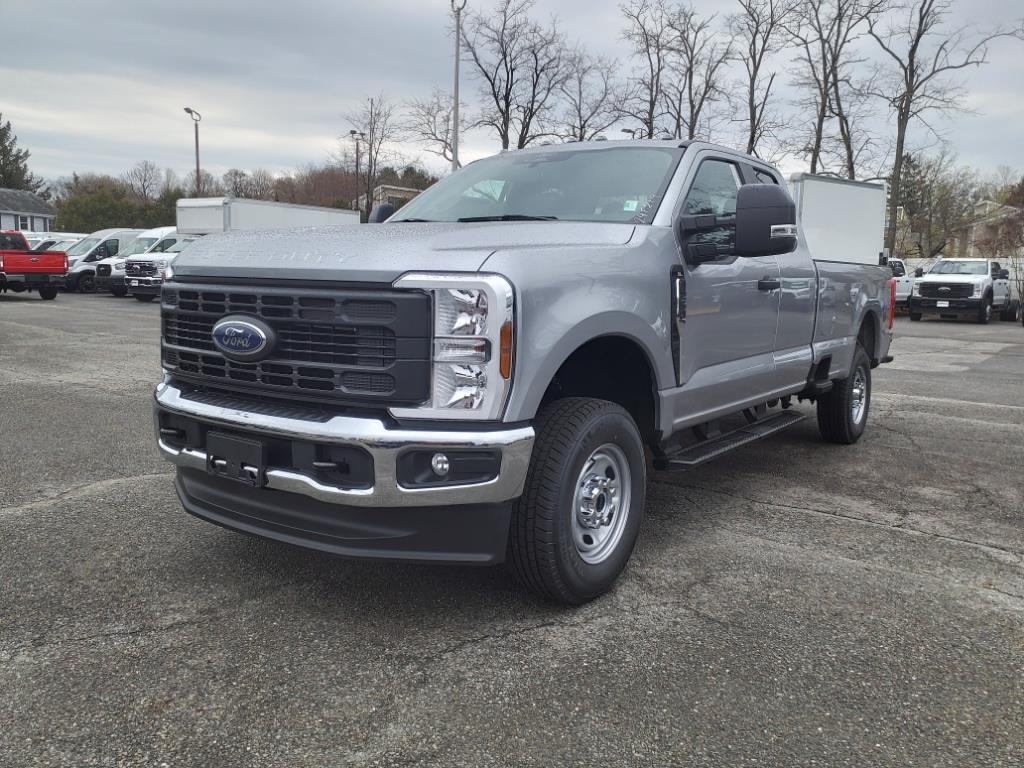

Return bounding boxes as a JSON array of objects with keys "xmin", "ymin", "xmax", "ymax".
[
  {"xmin": 888, "ymin": 258, "xmax": 916, "ymax": 310},
  {"xmin": 908, "ymin": 258, "xmax": 1019, "ymax": 324}
]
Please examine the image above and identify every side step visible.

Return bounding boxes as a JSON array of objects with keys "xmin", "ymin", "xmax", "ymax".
[{"xmin": 654, "ymin": 410, "xmax": 806, "ymax": 470}]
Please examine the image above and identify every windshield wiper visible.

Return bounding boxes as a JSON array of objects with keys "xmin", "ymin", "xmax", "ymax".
[
  {"xmin": 456, "ymin": 214, "xmax": 558, "ymax": 222},
  {"xmin": 393, "ymin": 217, "xmax": 436, "ymax": 222}
]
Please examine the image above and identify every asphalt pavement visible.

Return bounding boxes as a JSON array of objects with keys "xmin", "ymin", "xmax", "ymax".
[{"xmin": 1, "ymin": 293, "xmax": 1022, "ymax": 767}]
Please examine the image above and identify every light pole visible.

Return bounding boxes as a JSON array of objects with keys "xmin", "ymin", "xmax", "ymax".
[
  {"xmin": 451, "ymin": 0, "xmax": 467, "ymax": 173},
  {"xmin": 184, "ymin": 107, "xmax": 202, "ymax": 195},
  {"xmin": 349, "ymin": 129, "xmax": 366, "ymax": 219}
]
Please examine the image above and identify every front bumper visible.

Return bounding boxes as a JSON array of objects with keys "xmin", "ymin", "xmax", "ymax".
[
  {"xmin": 154, "ymin": 380, "xmax": 535, "ymax": 562},
  {"xmin": 910, "ymin": 296, "xmax": 981, "ymax": 314},
  {"xmin": 95, "ymin": 274, "xmax": 126, "ymax": 291},
  {"xmin": 128, "ymin": 276, "xmax": 162, "ymax": 295}
]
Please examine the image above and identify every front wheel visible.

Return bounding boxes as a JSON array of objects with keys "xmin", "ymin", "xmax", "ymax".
[
  {"xmin": 977, "ymin": 295, "xmax": 993, "ymax": 324},
  {"xmin": 817, "ymin": 344, "xmax": 871, "ymax": 445},
  {"xmin": 134, "ymin": 294, "xmax": 156, "ymax": 302},
  {"xmin": 509, "ymin": 398, "xmax": 646, "ymax": 604},
  {"xmin": 111, "ymin": 286, "xmax": 128, "ymax": 297},
  {"xmin": 909, "ymin": 312, "xmax": 922, "ymax": 321},
  {"xmin": 78, "ymin": 273, "xmax": 96, "ymax": 294}
]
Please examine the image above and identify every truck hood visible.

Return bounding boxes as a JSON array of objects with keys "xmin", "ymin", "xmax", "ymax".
[{"xmin": 170, "ymin": 221, "xmax": 636, "ymax": 284}]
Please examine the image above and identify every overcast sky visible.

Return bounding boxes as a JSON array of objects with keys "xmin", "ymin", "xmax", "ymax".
[{"xmin": 4, "ymin": 0, "xmax": 1023, "ymax": 183}]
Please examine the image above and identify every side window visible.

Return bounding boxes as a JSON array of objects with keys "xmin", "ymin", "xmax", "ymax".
[
  {"xmin": 990, "ymin": 262, "xmax": 1001, "ymax": 276},
  {"xmin": 106, "ymin": 239, "xmax": 119, "ymax": 256},
  {"xmin": 682, "ymin": 160, "xmax": 741, "ymax": 216}
]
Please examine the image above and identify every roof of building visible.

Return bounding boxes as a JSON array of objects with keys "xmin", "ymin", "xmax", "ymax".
[{"xmin": 0, "ymin": 187, "xmax": 57, "ymax": 216}]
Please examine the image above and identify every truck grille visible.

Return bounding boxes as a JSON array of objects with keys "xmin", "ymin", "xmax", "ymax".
[
  {"xmin": 918, "ymin": 283, "xmax": 973, "ymax": 298},
  {"xmin": 96, "ymin": 264, "xmax": 112, "ymax": 277},
  {"xmin": 126, "ymin": 261, "xmax": 159, "ymax": 277},
  {"xmin": 161, "ymin": 284, "xmax": 431, "ymax": 406}
]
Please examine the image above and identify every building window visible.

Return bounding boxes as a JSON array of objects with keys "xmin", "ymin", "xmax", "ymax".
[{"xmin": 18, "ymin": 215, "xmax": 29, "ymax": 230}]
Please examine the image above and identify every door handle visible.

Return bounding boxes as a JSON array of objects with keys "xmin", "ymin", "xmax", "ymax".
[{"xmin": 758, "ymin": 277, "xmax": 781, "ymax": 291}]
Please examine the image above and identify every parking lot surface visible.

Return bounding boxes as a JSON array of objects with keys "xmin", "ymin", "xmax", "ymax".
[{"xmin": 2, "ymin": 293, "xmax": 1022, "ymax": 767}]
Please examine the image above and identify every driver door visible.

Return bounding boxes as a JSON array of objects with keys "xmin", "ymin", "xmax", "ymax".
[{"xmin": 676, "ymin": 156, "xmax": 782, "ymax": 418}]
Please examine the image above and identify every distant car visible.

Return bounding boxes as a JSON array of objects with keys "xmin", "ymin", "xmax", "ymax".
[
  {"xmin": 126, "ymin": 235, "xmax": 199, "ymax": 302},
  {"xmin": 888, "ymin": 258, "xmax": 916, "ymax": 310},
  {"xmin": 94, "ymin": 226, "xmax": 176, "ymax": 296},
  {"xmin": 909, "ymin": 258, "xmax": 1019, "ymax": 324},
  {"xmin": 64, "ymin": 228, "xmax": 143, "ymax": 292}
]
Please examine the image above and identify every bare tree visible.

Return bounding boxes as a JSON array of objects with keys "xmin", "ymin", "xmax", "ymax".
[
  {"xmin": 122, "ymin": 160, "xmax": 160, "ymax": 200},
  {"xmin": 557, "ymin": 48, "xmax": 627, "ymax": 141},
  {"xmin": 786, "ymin": 0, "xmax": 884, "ymax": 176},
  {"xmin": 729, "ymin": 0, "xmax": 795, "ymax": 156},
  {"xmin": 222, "ymin": 168, "xmax": 249, "ymax": 197},
  {"xmin": 869, "ymin": 0, "xmax": 1024, "ymax": 253},
  {"xmin": 248, "ymin": 168, "xmax": 276, "ymax": 200},
  {"xmin": 404, "ymin": 88, "xmax": 465, "ymax": 166},
  {"xmin": 620, "ymin": 0, "xmax": 674, "ymax": 138},
  {"xmin": 344, "ymin": 94, "xmax": 400, "ymax": 221},
  {"xmin": 663, "ymin": 5, "xmax": 734, "ymax": 140},
  {"xmin": 184, "ymin": 169, "xmax": 223, "ymax": 197},
  {"xmin": 462, "ymin": 0, "xmax": 567, "ymax": 149}
]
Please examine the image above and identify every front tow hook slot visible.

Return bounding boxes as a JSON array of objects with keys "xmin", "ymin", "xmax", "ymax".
[{"xmin": 206, "ymin": 432, "xmax": 267, "ymax": 487}]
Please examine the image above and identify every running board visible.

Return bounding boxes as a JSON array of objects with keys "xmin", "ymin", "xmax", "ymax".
[{"xmin": 654, "ymin": 410, "xmax": 806, "ymax": 470}]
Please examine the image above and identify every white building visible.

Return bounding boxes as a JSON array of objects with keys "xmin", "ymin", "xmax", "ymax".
[{"xmin": 0, "ymin": 187, "xmax": 56, "ymax": 231}]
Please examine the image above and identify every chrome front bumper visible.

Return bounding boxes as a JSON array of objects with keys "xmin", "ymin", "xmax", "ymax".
[{"xmin": 154, "ymin": 381, "xmax": 535, "ymax": 508}]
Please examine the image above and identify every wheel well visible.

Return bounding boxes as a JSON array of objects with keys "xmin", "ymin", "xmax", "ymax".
[
  {"xmin": 857, "ymin": 312, "xmax": 879, "ymax": 363},
  {"xmin": 541, "ymin": 336, "xmax": 658, "ymax": 444}
]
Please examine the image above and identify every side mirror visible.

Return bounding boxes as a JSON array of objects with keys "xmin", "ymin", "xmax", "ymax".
[
  {"xmin": 734, "ymin": 184, "xmax": 797, "ymax": 258},
  {"xmin": 1000, "ymin": 269, "xmax": 1010, "ymax": 280},
  {"xmin": 368, "ymin": 203, "xmax": 395, "ymax": 223},
  {"xmin": 914, "ymin": 267, "xmax": 924, "ymax": 277},
  {"xmin": 891, "ymin": 264, "xmax": 905, "ymax": 277}
]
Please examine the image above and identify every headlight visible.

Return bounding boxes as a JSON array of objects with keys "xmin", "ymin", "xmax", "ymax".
[
  {"xmin": 114, "ymin": 261, "xmax": 125, "ymax": 270},
  {"xmin": 390, "ymin": 273, "xmax": 515, "ymax": 421},
  {"xmin": 163, "ymin": 262, "xmax": 174, "ymax": 281},
  {"xmin": 911, "ymin": 282, "xmax": 920, "ymax": 296},
  {"xmin": 972, "ymin": 283, "xmax": 982, "ymax": 297}
]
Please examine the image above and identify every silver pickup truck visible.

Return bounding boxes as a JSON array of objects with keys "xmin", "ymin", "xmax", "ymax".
[{"xmin": 153, "ymin": 140, "xmax": 893, "ymax": 603}]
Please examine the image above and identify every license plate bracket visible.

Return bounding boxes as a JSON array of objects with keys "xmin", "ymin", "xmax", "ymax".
[
  {"xmin": 936, "ymin": 300, "xmax": 949, "ymax": 308},
  {"xmin": 206, "ymin": 431, "xmax": 267, "ymax": 487}
]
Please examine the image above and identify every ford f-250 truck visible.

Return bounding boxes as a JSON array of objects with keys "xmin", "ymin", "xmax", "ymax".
[
  {"xmin": 0, "ymin": 230, "xmax": 67, "ymax": 300},
  {"xmin": 909, "ymin": 258, "xmax": 1019, "ymax": 323},
  {"xmin": 152, "ymin": 140, "xmax": 893, "ymax": 603}
]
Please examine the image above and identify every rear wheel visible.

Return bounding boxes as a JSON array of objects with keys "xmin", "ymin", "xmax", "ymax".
[
  {"xmin": 999, "ymin": 299, "xmax": 1020, "ymax": 322},
  {"xmin": 817, "ymin": 344, "xmax": 871, "ymax": 445},
  {"xmin": 38, "ymin": 286, "xmax": 58, "ymax": 300},
  {"xmin": 134, "ymin": 294, "xmax": 156, "ymax": 302},
  {"xmin": 509, "ymin": 398, "xmax": 646, "ymax": 604}
]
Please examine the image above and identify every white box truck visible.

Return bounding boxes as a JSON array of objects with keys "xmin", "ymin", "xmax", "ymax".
[
  {"xmin": 789, "ymin": 174, "xmax": 887, "ymax": 266},
  {"xmin": 176, "ymin": 197, "xmax": 360, "ymax": 235}
]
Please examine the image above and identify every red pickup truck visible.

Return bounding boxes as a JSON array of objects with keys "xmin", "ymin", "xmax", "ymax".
[{"xmin": 0, "ymin": 230, "xmax": 68, "ymax": 300}]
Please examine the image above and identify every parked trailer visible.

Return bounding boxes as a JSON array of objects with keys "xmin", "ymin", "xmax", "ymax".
[{"xmin": 176, "ymin": 197, "xmax": 360, "ymax": 235}]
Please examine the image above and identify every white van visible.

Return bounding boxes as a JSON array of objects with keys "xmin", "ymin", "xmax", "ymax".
[{"xmin": 64, "ymin": 228, "xmax": 143, "ymax": 292}]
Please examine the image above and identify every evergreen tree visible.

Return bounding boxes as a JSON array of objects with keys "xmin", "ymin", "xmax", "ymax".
[{"xmin": 0, "ymin": 113, "xmax": 43, "ymax": 193}]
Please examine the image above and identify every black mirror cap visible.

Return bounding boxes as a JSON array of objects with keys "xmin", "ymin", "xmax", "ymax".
[
  {"xmin": 1000, "ymin": 269, "xmax": 1010, "ymax": 280},
  {"xmin": 914, "ymin": 267, "xmax": 924, "ymax": 277},
  {"xmin": 734, "ymin": 183, "xmax": 797, "ymax": 258},
  {"xmin": 368, "ymin": 203, "xmax": 395, "ymax": 223}
]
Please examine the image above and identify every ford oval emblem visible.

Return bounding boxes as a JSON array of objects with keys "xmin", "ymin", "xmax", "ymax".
[{"xmin": 211, "ymin": 316, "xmax": 274, "ymax": 361}]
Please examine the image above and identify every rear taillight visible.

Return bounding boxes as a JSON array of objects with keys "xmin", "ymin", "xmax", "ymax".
[
  {"xmin": 888, "ymin": 278, "xmax": 896, "ymax": 329},
  {"xmin": 63, "ymin": 253, "xmax": 69, "ymax": 272}
]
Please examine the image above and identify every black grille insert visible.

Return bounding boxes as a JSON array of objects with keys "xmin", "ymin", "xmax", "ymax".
[
  {"xmin": 919, "ymin": 282, "xmax": 973, "ymax": 299},
  {"xmin": 161, "ymin": 284, "xmax": 431, "ymax": 405}
]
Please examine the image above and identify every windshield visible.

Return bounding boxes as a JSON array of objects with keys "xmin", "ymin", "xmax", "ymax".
[
  {"xmin": 118, "ymin": 236, "xmax": 159, "ymax": 257},
  {"xmin": 65, "ymin": 236, "xmax": 101, "ymax": 257},
  {"xmin": 393, "ymin": 146, "xmax": 683, "ymax": 224},
  {"xmin": 929, "ymin": 260, "xmax": 988, "ymax": 276},
  {"xmin": 163, "ymin": 238, "xmax": 196, "ymax": 254}
]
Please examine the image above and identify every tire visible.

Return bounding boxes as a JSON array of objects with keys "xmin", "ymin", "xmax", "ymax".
[
  {"xmin": 909, "ymin": 312, "xmax": 922, "ymax": 321},
  {"xmin": 78, "ymin": 272, "xmax": 96, "ymax": 294},
  {"xmin": 134, "ymin": 294, "xmax": 156, "ymax": 302},
  {"xmin": 509, "ymin": 397, "xmax": 646, "ymax": 604},
  {"xmin": 817, "ymin": 344, "xmax": 871, "ymax": 445},
  {"xmin": 977, "ymin": 294, "xmax": 992, "ymax": 324},
  {"xmin": 38, "ymin": 286, "xmax": 58, "ymax": 300},
  {"xmin": 1000, "ymin": 300, "xmax": 1020, "ymax": 322},
  {"xmin": 111, "ymin": 286, "xmax": 127, "ymax": 297}
]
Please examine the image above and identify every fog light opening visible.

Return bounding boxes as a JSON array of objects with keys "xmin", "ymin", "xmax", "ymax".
[{"xmin": 431, "ymin": 453, "xmax": 450, "ymax": 477}]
